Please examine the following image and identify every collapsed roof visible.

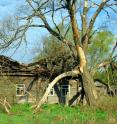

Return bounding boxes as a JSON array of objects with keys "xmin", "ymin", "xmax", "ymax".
[{"xmin": 0, "ymin": 55, "xmax": 50, "ymax": 77}]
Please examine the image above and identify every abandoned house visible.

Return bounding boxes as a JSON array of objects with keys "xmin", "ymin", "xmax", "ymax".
[
  {"xmin": 0, "ymin": 55, "xmax": 116, "ymax": 106},
  {"xmin": 0, "ymin": 55, "xmax": 84, "ymax": 105},
  {"xmin": 0, "ymin": 55, "xmax": 85, "ymax": 105}
]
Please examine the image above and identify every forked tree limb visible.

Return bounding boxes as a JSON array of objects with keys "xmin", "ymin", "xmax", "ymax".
[{"xmin": 33, "ymin": 70, "xmax": 80, "ymax": 113}]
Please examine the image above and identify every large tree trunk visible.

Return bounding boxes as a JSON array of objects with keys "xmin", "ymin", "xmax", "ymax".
[
  {"xmin": 81, "ymin": 36, "xmax": 98, "ymax": 106},
  {"xmin": 82, "ymin": 66, "xmax": 98, "ymax": 105}
]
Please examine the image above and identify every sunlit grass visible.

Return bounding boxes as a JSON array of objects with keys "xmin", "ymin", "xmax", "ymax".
[{"xmin": 0, "ymin": 97, "xmax": 117, "ymax": 124}]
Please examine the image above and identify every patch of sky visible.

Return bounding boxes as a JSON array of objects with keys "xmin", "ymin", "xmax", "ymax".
[
  {"xmin": 0, "ymin": 0, "xmax": 24, "ymax": 20},
  {"xmin": 0, "ymin": 0, "xmax": 49, "ymax": 63}
]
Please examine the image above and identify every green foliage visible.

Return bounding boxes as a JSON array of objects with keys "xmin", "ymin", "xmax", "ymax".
[
  {"xmin": 35, "ymin": 34, "xmax": 77, "ymax": 75},
  {"xmin": 34, "ymin": 22, "xmax": 75, "ymax": 63},
  {"xmin": 37, "ymin": 36, "xmax": 69, "ymax": 60},
  {"xmin": 94, "ymin": 60, "xmax": 117, "ymax": 85},
  {"xmin": 88, "ymin": 31, "xmax": 114, "ymax": 68},
  {"xmin": 36, "ymin": 23, "xmax": 74, "ymax": 61}
]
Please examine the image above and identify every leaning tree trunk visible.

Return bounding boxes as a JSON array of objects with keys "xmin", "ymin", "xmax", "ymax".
[
  {"xmin": 81, "ymin": 36, "xmax": 98, "ymax": 106},
  {"xmin": 82, "ymin": 66, "xmax": 98, "ymax": 106},
  {"xmin": 75, "ymin": 45, "xmax": 98, "ymax": 106}
]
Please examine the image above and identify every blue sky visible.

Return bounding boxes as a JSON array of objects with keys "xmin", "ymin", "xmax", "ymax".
[
  {"xmin": 0, "ymin": 0, "xmax": 22, "ymax": 19},
  {"xmin": 0, "ymin": 0, "xmax": 116, "ymax": 63},
  {"xmin": 0, "ymin": 0, "xmax": 47, "ymax": 63}
]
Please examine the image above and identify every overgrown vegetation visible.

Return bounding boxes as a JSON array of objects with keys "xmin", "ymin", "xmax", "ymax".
[{"xmin": 0, "ymin": 98, "xmax": 117, "ymax": 124}]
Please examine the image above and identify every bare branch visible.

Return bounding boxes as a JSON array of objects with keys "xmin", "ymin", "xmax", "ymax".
[
  {"xmin": 28, "ymin": 24, "xmax": 45, "ymax": 28},
  {"xmin": 86, "ymin": 0, "xmax": 110, "ymax": 36},
  {"xmin": 0, "ymin": 20, "xmax": 31, "ymax": 49},
  {"xmin": 0, "ymin": 96, "xmax": 11, "ymax": 114},
  {"xmin": 43, "ymin": 6, "xmax": 65, "ymax": 15},
  {"xmin": 63, "ymin": 24, "xmax": 71, "ymax": 39},
  {"xmin": 51, "ymin": 1, "xmax": 61, "ymax": 35},
  {"xmin": 107, "ymin": 6, "xmax": 117, "ymax": 13}
]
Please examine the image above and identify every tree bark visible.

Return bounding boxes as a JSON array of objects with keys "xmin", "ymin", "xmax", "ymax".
[
  {"xmin": 82, "ymin": 66, "xmax": 98, "ymax": 105},
  {"xmin": 81, "ymin": 34, "xmax": 98, "ymax": 105}
]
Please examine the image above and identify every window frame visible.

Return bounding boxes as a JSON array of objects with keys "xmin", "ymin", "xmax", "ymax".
[
  {"xmin": 48, "ymin": 87, "xmax": 55, "ymax": 96},
  {"xmin": 60, "ymin": 85, "xmax": 70, "ymax": 97},
  {"xmin": 16, "ymin": 84, "xmax": 26, "ymax": 96}
]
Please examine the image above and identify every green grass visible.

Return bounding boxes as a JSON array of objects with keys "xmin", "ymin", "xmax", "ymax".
[{"xmin": 0, "ymin": 98, "xmax": 117, "ymax": 124}]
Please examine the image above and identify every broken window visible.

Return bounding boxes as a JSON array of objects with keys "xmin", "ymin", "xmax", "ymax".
[
  {"xmin": 16, "ymin": 84, "xmax": 25, "ymax": 96},
  {"xmin": 48, "ymin": 88, "xmax": 54, "ymax": 96},
  {"xmin": 61, "ymin": 85, "xmax": 70, "ymax": 97}
]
